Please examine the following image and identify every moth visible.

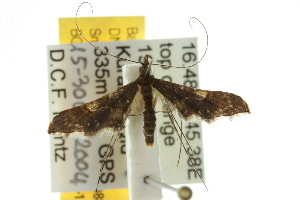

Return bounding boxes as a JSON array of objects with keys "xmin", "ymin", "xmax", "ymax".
[{"xmin": 48, "ymin": 54, "xmax": 250, "ymax": 146}]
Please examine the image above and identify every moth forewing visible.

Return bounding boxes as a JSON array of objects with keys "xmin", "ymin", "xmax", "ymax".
[
  {"xmin": 152, "ymin": 77, "xmax": 250, "ymax": 123},
  {"xmin": 48, "ymin": 81, "xmax": 139, "ymax": 138}
]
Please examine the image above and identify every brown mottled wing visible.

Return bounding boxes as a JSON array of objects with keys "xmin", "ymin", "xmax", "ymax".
[
  {"xmin": 153, "ymin": 78, "xmax": 250, "ymax": 123},
  {"xmin": 48, "ymin": 81, "xmax": 139, "ymax": 137}
]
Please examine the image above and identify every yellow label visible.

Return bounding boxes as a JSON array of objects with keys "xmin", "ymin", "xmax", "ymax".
[
  {"xmin": 58, "ymin": 16, "xmax": 144, "ymax": 200},
  {"xmin": 60, "ymin": 189, "xmax": 129, "ymax": 200},
  {"xmin": 59, "ymin": 16, "xmax": 145, "ymax": 44}
]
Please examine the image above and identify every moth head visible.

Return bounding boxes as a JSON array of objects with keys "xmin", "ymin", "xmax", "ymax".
[{"xmin": 139, "ymin": 54, "xmax": 152, "ymax": 76}]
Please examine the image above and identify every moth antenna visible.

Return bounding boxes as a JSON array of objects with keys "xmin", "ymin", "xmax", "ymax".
[
  {"xmin": 151, "ymin": 17, "xmax": 208, "ymax": 69},
  {"xmin": 187, "ymin": 17, "xmax": 208, "ymax": 68},
  {"xmin": 75, "ymin": 2, "xmax": 140, "ymax": 64},
  {"xmin": 94, "ymin": 134, "xmax": 119, "ymax": 196},
  {"xmin": 164, "ymin": 100, "xmax": 208, "ymax": 191},
  {"xmin": 76, "ymin": 3, "xmax": 207, "ymax": 68}
]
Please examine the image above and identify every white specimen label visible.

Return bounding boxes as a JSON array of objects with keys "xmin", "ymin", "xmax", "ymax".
[{"xmin": 47, "ymin": 38, "xmax": 204, "ymax": 192}]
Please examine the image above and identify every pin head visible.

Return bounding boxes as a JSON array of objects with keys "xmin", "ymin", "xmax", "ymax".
[{"xmin": 177, "ymin": 186, "xmax": 193, "ymax": 200}]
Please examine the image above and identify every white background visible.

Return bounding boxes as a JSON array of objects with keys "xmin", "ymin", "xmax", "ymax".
[{"xmin": 1, "ymin": 0, "xmax": 300, "ymax": 200}]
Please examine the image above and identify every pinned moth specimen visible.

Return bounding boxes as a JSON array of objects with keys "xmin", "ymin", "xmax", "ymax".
[{"xmin": 48, "ymin": 55, "xmax": 250, "ymax": 145}]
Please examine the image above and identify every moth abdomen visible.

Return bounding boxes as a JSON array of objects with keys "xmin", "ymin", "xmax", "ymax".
[{"xmin": 141, "ymin": 85, "xmax": 156, "ymax": 146}]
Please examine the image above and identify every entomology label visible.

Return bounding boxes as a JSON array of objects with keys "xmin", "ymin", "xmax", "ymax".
[
  {"xmin": 59, "ymin": 16, "xmax": 145, "ymax": 44},
  {"xmin": 60, "ymin": 189, "xmax": 129, "ymax": 200},
  {"xmin": 47, "ymin": 38, "xmax": 204, "ymax": 192}
]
